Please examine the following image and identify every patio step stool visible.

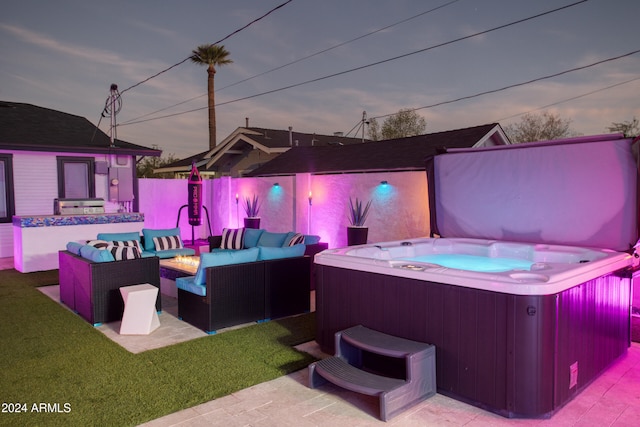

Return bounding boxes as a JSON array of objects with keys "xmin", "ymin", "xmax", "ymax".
[{"xmin": 308, "ymin": 325, "xmax": 436, "ymax": 421}]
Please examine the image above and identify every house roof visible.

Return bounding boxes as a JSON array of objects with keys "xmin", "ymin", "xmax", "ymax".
[
  {"xmin": 0, "ymin": 101, "xmax": 161, "ymax": 157},
  {"xmin": 247, "ymin": 123, "xmax": 509, "ymax": 176},
  {"xmin": 155, "ymin": 127, "xmax": 365, "ymax": 174}
]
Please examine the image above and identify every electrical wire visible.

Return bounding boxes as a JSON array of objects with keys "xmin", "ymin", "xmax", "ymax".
[
  {"xmin": 121, "ymin": 0, "xmax": 460, "ymax": 125},
  {"xmin": 495, "ymin": 76, "xmax": 640, "ymax": 122},
  {"xmin": 118, "ymin": 0, "xmax": 294, "ymax": 96},
  {"xmin": 119, "ymin": 0, "xmax": 590, "ymax": 126},
  {"xmin": 216, "ymin": 0, "xmax": 460, "ymax": 92},
  {"xmin": 369, "ymin": 49, "xmax": 640, "ymax": 121},
  {"xmin": 120, "ymin": 48, "xmax": 639, "ymax": 128}
]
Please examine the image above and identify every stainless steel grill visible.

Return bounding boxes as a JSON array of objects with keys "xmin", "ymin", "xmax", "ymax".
[{"xmin": 54, "ymin": 198, "xmax": 105, "ymax": 215}]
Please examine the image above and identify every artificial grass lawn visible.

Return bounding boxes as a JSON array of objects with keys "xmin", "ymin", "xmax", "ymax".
[{"xmin": 0, "ymin": 269, "xmax": 317, "ymax": 427}]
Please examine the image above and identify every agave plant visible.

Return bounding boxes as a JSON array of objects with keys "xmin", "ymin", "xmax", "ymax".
[
  {"xmin": 243, "ymin": 194, "xmax": 260, "ymax": 217},
  {"xmin": 348, "ymin": 197, "xmax": 372, "ymax": 227}
]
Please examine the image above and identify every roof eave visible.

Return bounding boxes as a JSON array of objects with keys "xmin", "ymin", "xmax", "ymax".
[{"xmin": 0, "ymin": 143, "xmax": 161, "ymax": 157}]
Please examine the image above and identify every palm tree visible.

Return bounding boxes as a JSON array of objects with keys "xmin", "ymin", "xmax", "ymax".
[{"xmin": 190, "ymin": 44, "xmax": 232, "ymax": 149}]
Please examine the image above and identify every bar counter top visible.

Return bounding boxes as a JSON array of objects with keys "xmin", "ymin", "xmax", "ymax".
[
  {"xmin": 13, "ymin": 212, "xmax": 146, "ymax": 272},
  {"xmin": 13, "ymin": 212, "xmax": 145, "ymax": 228}
]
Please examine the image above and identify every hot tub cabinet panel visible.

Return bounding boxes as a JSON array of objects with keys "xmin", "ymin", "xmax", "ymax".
[{"xmin": 315, "ymin": 265, "xmax": 631, "ymax": 418}]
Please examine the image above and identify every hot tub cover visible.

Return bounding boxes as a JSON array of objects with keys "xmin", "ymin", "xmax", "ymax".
[{"xmin": 426, "ymin": 134, "xmax": 639, "ymax": 252}]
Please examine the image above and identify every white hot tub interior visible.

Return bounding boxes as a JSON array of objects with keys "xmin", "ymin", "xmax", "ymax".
[{"xmin": 315, "ymin": 238, "xmax": 631, "ymax": 295}]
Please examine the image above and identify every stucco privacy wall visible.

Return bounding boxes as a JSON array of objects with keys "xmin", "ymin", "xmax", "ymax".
[
  {"xmin": 0, "ymin": 171, "xmax": 430, "ymax": 258},
  {"xmin": 138, "ymin": 171, "xmax": 430, "ymax": 248}
]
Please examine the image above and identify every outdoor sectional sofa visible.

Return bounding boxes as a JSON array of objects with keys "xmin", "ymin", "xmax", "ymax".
[
  {"xmin": 59, "ymin": 250, "xmax": 161, "ymax": 326},
  {"xmin": 208, "ymin": 228, "xmax": 328, "ymax": 289},
  {"xmin": 176, "ymin": 237, "xmax": 311, "ymax": 333},
  {"xmin": 58, "ymin": 227, "xmax": 193, "ymax": 326}
]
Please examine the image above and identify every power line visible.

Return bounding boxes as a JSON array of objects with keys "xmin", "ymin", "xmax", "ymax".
[
  {"xmin": 370, "ymin": 49, "xmax": 640, "ymax": 121},
  {"xmin": 118, "ymin": 0, "xmax": 294, "ymax": 96},
  {"xmin": 121, "ymin": 0, "xmax": 460, "ymax": 125},
  {"xmin": 120, "ymin": 48, "xmax": 640, "ymax": 128},
  {"xmin": 118, "ymin": 0, "xmax": 592, "ymax": 127},
  {"xmin": 495, "ymin": 76, "xmax": 640, "ymax": 122},
  {"xmin": 216, "ymin": 0, "xmax": 461, "ymax": 92}
]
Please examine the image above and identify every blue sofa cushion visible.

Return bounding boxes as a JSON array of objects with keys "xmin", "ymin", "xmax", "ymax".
[
  {"xmin": 79, "ymin": 244, "xmax": 115, "ymax": 263},
  {"xmin": 257, "ymin": 244, "xmax": 305, "ymax": 261},
  {"xmin": 243, "ymin": 228, "xmax": 264, "ymax": 248},
  {"xmin": 97, "ymin": 232, "xmax": 141, "ymax": 243},
  {"xmin": 66, "ymin": 241, "xmax": 83, "ymax": 255},
  {"xmin": 221, "ymin": 228, "xmax": 245, "ymax": 250},
  {"xmin": 193, "ymin": 247, "xmax": 259, "ymax": 286},
  {"xmin": 175, "ymin": 276, "xmax": 206, "ymax": 297},
  {"xmin": 256, "ymin": 231, "xmax": 288, "ymax": 247},
  {"xmin": 303, "ymin": 234, "xmax": 321, "ymax": 244}
]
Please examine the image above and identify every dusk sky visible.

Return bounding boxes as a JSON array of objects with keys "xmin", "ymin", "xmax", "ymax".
[{"xmin": 2, "ymin": 0, "xmax": 639, "ymax": 159}]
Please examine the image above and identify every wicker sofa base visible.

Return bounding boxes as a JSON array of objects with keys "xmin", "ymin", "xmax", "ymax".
[
  {"xmin": 178, "ymin": 256, "xmax": 310, "ymax": 333},
  {"xmin": 59, "ymin": 250, "xmax": 161, "ymax": 326}
]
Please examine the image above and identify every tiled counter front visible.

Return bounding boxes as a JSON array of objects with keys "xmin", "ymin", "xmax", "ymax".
[{"xmin": 13, "ymin": 213, "xmax": 145, "ymax": 273}]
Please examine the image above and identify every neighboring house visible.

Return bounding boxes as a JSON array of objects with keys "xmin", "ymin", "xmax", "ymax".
[
  {"xmin": 247, "ymin": 123, "xmax": 510, "ymax": 176},
  {"xmin": 0, "ymin": 100, "xmax": 161, "ymax": 257},
  {"xmin": 154, "ymin": 125, "xmax": 365, "ymax": 178}
]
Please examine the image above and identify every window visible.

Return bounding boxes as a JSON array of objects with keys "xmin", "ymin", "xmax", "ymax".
[
  {"xmin": 0, "ymin": 154, "xmax": 15, "ymax": 223},
  {"xmin": 57, "ymin": 157, "xmax": 95, "ymax": 198}
]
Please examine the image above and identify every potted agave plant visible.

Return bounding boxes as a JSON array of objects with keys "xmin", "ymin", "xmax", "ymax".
[
  {"xmin": 347, "ymin": 197, "xmax": 372, "ymax": 246},
  {"xmin": 243, "ymin": 194, "xmax": 261, "ymax": 229}
]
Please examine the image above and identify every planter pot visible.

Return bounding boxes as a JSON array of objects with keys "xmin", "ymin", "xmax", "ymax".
[
  {"xmin": 347, "ymin": 226, "xmax": 368, "ymax": 246},
  {"xmin": 244, "ymin": 217, "xmax": 261, "ymax": 229}
]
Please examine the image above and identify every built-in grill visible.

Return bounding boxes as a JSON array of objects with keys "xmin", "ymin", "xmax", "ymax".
[{"xmin": 54, "ymin": 198, "xmax": 105, "ymax": 215}]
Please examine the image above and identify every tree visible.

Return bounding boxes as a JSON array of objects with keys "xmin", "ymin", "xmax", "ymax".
[
  {"xmin": 504, "ymin": 111, "xmax": 578, "ymax": 143},
  {"xmin": 190, "ymin": 44, "xmax": 232, "ymax": 149},
  {"xmin": 136, "ymin": 153, "xmax": 179, "ymax": 178},
  {"xmin": 367, "ymin": 108, "xmax": 427, "ymax": 141},
  {"xmin": 607, "ymin": 117, "xmax": 639, "ymax": 137}
]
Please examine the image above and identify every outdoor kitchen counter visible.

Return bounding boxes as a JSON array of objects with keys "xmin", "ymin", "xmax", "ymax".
[{"xmin": 12, "ymin": 212, "xmax": 145, "ymax": 273}]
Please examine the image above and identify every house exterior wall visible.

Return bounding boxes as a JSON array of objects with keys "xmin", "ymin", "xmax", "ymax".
[
  {"xmin": 231, "ymin": 150, "xmax": 280, "ymax": 177},
  {"xmin": 0, "ymin": 150, "xmax": 137, "ymax": 258}
]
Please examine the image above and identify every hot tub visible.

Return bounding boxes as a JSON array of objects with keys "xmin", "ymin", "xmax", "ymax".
[
  {"xmin": 314, "ymin": 134, "xmax": 638, "ymax": 418},
  {"xmin": 314, "ymin": 238, "xmax": 633, "ymax": 418},
  {"xmin": 315, "ymin": 237, "xmax": 631, "ymax": 296}
]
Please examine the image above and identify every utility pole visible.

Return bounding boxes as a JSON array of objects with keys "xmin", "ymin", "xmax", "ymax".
[
  {"xmin": 102, "ymin": 83, "xmax": 122, "ymax": 147},
  {"xmin": 362, "ymin": 111, "xmax": 367, "ymax": 143}
]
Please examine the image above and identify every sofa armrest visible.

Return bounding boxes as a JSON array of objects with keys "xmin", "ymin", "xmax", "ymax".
[
  {"xmin": 304, "ymin": 242, "xmax": 328, "ymax": 257},
  {"xmin": 59, "ymin": 250, "xmax": 161, "ymax": 325}
]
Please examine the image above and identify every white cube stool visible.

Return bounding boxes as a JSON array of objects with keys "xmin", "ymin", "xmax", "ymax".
[{"xmin": 119, "ymin": 284, "xmax": 160, "ymax": 335}]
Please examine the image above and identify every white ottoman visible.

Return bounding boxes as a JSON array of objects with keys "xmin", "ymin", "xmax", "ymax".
[{"xmin": 119, "ymin": 284, "xmax": 160, "ymax": 335}]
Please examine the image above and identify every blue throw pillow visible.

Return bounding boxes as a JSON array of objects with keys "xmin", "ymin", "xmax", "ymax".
[
  {"xmin": 258, "ymin": 244, "xmax": 305, "ymax": 261},
  {"xmin": 243, "ymin": 228, "xmax": 264, "ymax": 248},
  {"xmin": 79, "ymin": 244, "xmax": 115, "ymax": 262},
  {"xmin": 66, "ymin": 241, "xmax": 83, "ymax": 255},
  {"xmin": 142, "ymin": 227, "xmax": 181, "ymax": 251},
  {"xmin": 193, "ymin": 247, "xmax": 259, "ymax": 285},
  {"xmin": 97, "ymin": 232, "xmax": 141, "ymax": 243},
  {"xmin": 256, "ymin": 231, "xmax": 288, "ymax": 247},
  {"xmin": 303, "ymin": 235, "xmax": 321, "ymax": 244}
]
